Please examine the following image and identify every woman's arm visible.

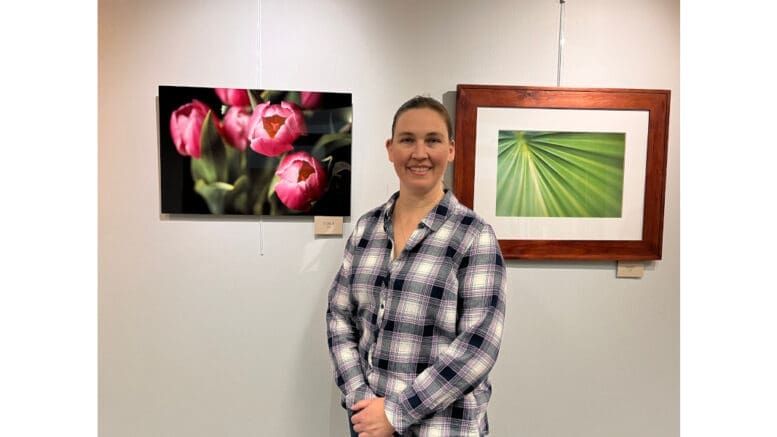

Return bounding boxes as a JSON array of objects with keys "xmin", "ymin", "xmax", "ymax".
[{"xmin": 326, "ymin": 221, "xmax": 377, "ymax": 408}]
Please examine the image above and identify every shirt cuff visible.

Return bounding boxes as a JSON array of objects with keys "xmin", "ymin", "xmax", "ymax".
[
  {"xmin": 344, "ymin": 385, "xmax": 377, "ymax": 409},
  {"xmin": 383, "ymin": 396, "xmax": 409, "ymax": 435}
]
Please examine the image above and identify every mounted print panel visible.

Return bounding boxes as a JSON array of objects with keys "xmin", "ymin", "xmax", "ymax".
[
  {"xmin": 454, "ymin": 84, "xmax": 670, "ymax": 260},
  {"xmin": 158, "ymin": 85, "xmax": 352, "ymax": 216}
]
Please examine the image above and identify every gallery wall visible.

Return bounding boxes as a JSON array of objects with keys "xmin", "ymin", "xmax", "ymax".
[{"xmin": 99, "ymin": 0, "xmax": 679, "ymax": 436}]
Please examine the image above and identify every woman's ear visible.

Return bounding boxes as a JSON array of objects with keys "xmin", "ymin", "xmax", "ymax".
[{"xmin": 386, "ymin": 138, "xmax": 394, "ymax": 162}]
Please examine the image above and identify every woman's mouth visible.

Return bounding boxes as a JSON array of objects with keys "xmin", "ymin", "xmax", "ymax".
[{"xmin": 408, "ymin": 165, "xmax": 431, "ymax": 175}]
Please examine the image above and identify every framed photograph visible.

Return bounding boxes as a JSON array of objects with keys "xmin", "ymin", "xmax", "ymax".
[
  {"xmin": 453, "ymin": 84, "xmax": 670, "ymax": 260},
  {"xmin": 158, "ymin": 85, "xmax": 352, "ymax": 217}
]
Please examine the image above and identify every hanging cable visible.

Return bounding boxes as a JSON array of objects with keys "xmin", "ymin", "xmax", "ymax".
[
  {"xmin": 556, "ymin": 0, "xmax": 567, "ymax": 87},
  {"xmin": 259, "ymin": 215, "xmax": 264, "ymax": 256},
  {"xmin": 258, "ymin": 0, "xmax": 263, "ymax": 87},
  {"xmin": 257, "ymin": 1, "xmax": 264, "ymax": 256}
]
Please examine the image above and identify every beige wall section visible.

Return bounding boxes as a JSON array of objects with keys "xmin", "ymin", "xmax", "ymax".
[{"xmin": 99, "ymin": 0, "xmax": 679, "ymax": 435}]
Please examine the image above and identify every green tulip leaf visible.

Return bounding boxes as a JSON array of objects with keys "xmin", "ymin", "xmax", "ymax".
[
  {"xmin": 248, "ymin": 89, "xmax": 263, "ymax": 109},
  {"xmin": 311, "ymin": 132, "xmax": 351, "ymax": 160},
  {"xmin": 191, "ymin": 111, "xmax": 229, "ymax": 184},
  {"xmin": 260, "ymin": 90, "xmax": 285, "ymax": 104},
  {"xmin": 225, "ymin": 145, "xmax": 246, "ymax": 183},
  {"xmin": 303, "ymin": 107, "xmax": 352, "ymax": 136},
  {"xmin": 194, "ymin": 180, "xmax": 234, "ymax": 215},
  {"xmin": 496, "ymin": 130, "xmax": 626, "ymax": 217},
  {"xmin": 266, "ymin": 172, "xmax": 280, "ymax": 202},
  {"xmin": 331, "ymin": 161, "xmax": 351, "ymax": 176},
  {"xmin": 246, "ymin": 157, "xmax": 281, "ymax": 215},
  {"xmin": 284, "ymin": 91, "xmax": 301, "ymax": 106},
  {"xmin": 225, "ymin": 175, "xmax": 250, "ymax": 213},
  {"xmin": 327, "ymin": 107, "xmax": 353, "ymax": 126},
  {"xmin": 190, "ymin": 157, "xmax": 214, "ymax": 184},
  {"xmin": 202, "ymin": 111, "xmax": 229, "ymax": 181}
]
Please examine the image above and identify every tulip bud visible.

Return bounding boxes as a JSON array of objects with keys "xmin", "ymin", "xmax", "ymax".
[
  {"xmin": 169, "ymin": 99, "xmax": 215, "ymax": 158},
  {"xmin": 222, "ymin": 106, "xmax": 252, "ymax": 151},
  {"xmin": 274, "ymin": 151, "xmax": 327, "ymax": 211},
  {"xmin": 248, "ymin": 101, "xmax": 307, "ymax": 157},
  {"xmin": 214, "ymin": 88, "xmax": 250, "ymax": 107}
]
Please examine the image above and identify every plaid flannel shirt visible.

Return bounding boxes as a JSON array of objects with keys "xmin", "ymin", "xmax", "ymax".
[{"xmin": 327, "ymin": 190, "xmax": 506, "ymax": 436}]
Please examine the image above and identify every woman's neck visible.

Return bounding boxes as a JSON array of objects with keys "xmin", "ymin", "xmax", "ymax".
[
  {"xmin": 395, "ymin": 184, "xmax": 445, "ymax": 217},
  {"xmin": 391, "ymin": 185, "xmax": 445, "ymax": 259}
]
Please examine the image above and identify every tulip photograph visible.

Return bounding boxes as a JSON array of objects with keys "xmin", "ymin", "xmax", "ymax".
[{"xmin": 158, "ymin": 85, "xmax": 352, "ymax": 216}]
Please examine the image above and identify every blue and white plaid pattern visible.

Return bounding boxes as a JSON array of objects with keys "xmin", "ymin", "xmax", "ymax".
[{"xmin": 327, "ymin": 190, "xmax": 506, "ymax": 436}]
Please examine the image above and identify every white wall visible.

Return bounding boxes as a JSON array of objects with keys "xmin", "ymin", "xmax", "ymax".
[{"xmin": 99, "ymin": 0, "xmax": 679, "ymax": 436}]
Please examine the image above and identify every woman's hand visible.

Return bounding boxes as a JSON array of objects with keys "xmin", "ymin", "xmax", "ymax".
[{"xmin": 351, "ymin": 397, "xmax": 396, "ymax": 437}]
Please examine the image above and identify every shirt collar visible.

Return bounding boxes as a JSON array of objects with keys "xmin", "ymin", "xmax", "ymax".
[{"xmin": 381, "ymin": 189, "xmax": 454, "ymax": 233}]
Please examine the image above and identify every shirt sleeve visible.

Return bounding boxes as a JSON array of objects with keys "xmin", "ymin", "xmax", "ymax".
[
  {"xmin": 326, "ymin": 223, "xmax": 377, "ymax": 408},
  {"xmin": 383, "ymin": 224, "xmax": 506, "ymax": 434}
]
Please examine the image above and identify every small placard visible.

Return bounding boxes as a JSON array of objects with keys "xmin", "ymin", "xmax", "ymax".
[
  {"xmin": 314, "ymin": 216, "xmax": 343, "ymax": 236},
  {"xmin": 616, "ymin": 261, "xmax": 644, "ymax": 278}
]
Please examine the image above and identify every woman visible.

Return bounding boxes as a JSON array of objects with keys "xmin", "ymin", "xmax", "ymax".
[{"xmin": 327, "ymin": 96, "xmax": 506, "ymax": 436}]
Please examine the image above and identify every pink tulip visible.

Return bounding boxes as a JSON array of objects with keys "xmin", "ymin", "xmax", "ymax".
[
  {"xmin": 274, "ymin": 151, "xmax": 327, "ymax": 211},
  {"xmin": 222, "ymin": 106, "xmax": 252, "ymax": 151},
  {"xmin": 214, "ymin": 88, "xmax": 250, "ymax": 107},
  {"xmin": 247, "ymin": 101, "xmax": 307, "ymax": 157},
  {"xmin": 300, "ymin": 91, "xmax": 323, "ymax": 109},
  {"xmin": 169, "ymin": 99, "xmax": 216, "ymax": 158}
]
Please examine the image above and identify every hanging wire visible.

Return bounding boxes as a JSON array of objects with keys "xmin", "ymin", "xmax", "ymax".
[
  {"xmin": 258, "ymin": 1, "xmax": 264, "ymax": 256},
  {"xmin": 259, "ymin": 215, "xmax": 264, "ymax": 256},
  {"xmin": 556, "ymin": 0, "xmax": 567, "ymax": 87},
  {"xmin": 258, "ymin": 0, "xmax": 263, "ymax": 87}
]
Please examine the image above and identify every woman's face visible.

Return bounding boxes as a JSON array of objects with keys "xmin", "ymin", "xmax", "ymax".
[{"xmin": 386, "ymin": 107, "xmax": 455, "ymax": 197}]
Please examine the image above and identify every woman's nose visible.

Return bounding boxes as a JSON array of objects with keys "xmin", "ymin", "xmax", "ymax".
[{"xmin": 410, "ymin": 141, "xmax": 428, "ymax": 158}]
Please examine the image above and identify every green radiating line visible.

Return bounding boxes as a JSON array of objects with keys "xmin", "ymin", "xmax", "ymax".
[{"xmin": 496, "ymin": 130, "xmax": 625, "ymax": 217}]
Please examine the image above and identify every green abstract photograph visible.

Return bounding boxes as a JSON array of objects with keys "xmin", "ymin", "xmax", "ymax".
[{"xmin": 496, "ymin": 130, "xmax": 626, "ymax": 217}]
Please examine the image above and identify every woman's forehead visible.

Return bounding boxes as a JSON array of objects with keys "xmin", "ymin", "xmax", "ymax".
[{"xmin": 395, "ymin": 108, "xmax": 448, "ymax": 133}]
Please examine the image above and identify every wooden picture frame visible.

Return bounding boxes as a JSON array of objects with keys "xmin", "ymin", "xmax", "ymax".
[{"xmin": 453, "ymin": 84, "xmax": 670, "ymax": 260}]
